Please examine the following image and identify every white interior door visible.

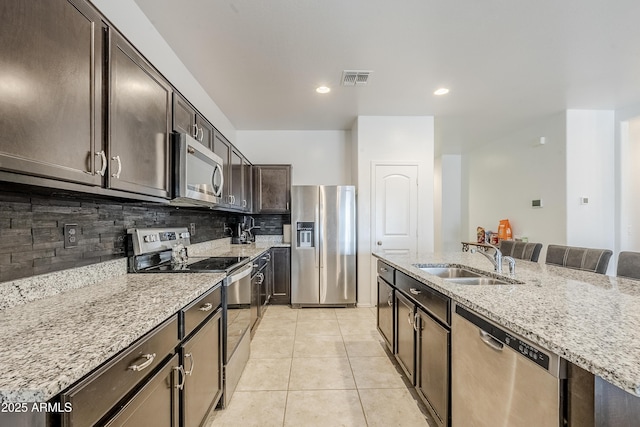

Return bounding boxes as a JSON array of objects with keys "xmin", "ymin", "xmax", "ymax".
[{"xmin": 373, "ymin": 164, "xmax": 419, "ymax": 255}]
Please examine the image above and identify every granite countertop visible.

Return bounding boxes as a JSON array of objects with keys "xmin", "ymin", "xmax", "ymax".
[
  {"xmin": 374, "ymin": 251, "xmax": 640, "ymax": 397},
  {"xmin": 0, "ymin": 239, "xmax": 289, "ymax": 403}
]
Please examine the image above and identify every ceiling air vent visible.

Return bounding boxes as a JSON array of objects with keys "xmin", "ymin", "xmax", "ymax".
[{"xmin": 341, "ymin": 70, "xmax": 372, "ymax": 86}]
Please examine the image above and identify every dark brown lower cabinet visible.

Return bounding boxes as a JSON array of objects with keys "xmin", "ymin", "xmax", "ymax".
[
  {"xmin": 105, "ymin": 354, "xmax": 180, "ymax": 427},
  {"xmin": 395, "ymin": 291, "xmax": 415, "ymax": 384},
  {"xmin": 377, "ymin": 276, "xmax": 394, "ymax": 352},
  {"xmin": 270, "ymin": 247, "xmax": 291, "ymax": 305},
  {"xmin": 181, "ymin": 309, "xmax": 222, "ymax": 427}
]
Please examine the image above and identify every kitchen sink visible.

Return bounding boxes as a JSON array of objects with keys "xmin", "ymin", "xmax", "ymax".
[
  {"xmin": 444, "ymin": 277, "xmax": 510, "ymax": 286},
  {"xmin": 418, "ymin": 267, "xmax": 482, "ymax": 278},
  {"xmin": 415, "ymin": 264, "xmax": 516, "ymax": 286}
]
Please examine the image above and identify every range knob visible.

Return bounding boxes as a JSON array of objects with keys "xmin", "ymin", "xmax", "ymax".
[
  {"xmin": 180, "ymin": 232, "xmax": 190, "ymax": 239},
  {"xmin": 143, "ymin": 235, "xmax": 151, "ymax": 243}
]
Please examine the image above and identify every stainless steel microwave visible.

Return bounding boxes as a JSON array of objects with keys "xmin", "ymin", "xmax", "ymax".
[{"xmin": 171, "ymin": 133, "xmax": 224, "ymax": 208}]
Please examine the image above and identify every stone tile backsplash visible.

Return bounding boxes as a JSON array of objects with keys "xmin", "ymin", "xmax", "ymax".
[{"xmin": 0, "ymin": 189, "xmax": 238, "ymax": 282}]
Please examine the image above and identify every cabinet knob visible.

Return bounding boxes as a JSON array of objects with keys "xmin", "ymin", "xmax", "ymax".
[{"xmin": 377, "ymin": 241, "xmax": 382, "ymax": 246}]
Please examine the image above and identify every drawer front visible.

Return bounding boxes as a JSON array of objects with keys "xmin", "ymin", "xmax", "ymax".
[
  {"xmin": 396, "ymin": 271, "xmax": 450, "ymax": 326},
  {"xmin": 61, "ymin": 315, "xmax": 179, "ymax": 427},
  {"xmin": 183, "ymin": 284, "xmax": 222, "ymax": 339},
  {"xmin": 104, "ymin": 354, "xmax": 180, "ymax": 427},
  {"xmin": 377, "ymin": 259, "xmax": 395, "ymax": 284}
]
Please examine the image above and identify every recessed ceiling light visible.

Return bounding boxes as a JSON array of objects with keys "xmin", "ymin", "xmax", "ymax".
[
  {"xmin": 316, "ymin": 86, "xmax": 331, "ymax": 94},
  {"xmin": 434, "ymin": 88, "xmax": 450, "ymax": 96}
]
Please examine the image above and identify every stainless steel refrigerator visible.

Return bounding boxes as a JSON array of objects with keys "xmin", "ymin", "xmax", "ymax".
[{"xmin": 291, "ymin": 185, "xmax": 357, "ymax": 307}]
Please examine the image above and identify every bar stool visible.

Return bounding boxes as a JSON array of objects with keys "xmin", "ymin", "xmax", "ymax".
[
  {"xmin": 498, "ymin": 241, "xmax": 543, "ymax": 262},
  {"xmin": 545, "ymin": 244, "xmax": 612, "ymax": 274},
  {"xmin": 616, "ymin": 251, "xmax": 640, "ymax": 280}
]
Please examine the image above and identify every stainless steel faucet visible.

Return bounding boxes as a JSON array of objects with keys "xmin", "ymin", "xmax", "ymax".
[
  {"xmin": 471, "ymin": 243, "xmax": 504, "ymax": 273},
  {"xmin": 504, "ymin": 256, "xmax": 516, "ymax": 275}
]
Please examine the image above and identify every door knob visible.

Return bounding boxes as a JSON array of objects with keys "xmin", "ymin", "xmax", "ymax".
[{"xmin": 377, "ymin": 241, "xmax": 382, "ymax": 246}]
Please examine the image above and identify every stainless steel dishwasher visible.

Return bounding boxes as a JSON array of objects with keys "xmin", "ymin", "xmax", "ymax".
[{"xmin": 452, "ymin": 304, "xmax": 565, "ymax": 427}]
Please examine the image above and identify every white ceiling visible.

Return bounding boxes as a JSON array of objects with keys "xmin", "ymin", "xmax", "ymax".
[{"xmin": 133, "ymin": 0, "xmax": 640, "ymax": 153}]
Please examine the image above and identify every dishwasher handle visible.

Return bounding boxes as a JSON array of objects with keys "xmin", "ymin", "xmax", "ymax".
[{"xmin": 479, "ymin": 330, "xmax": 504, "ymax": 351}]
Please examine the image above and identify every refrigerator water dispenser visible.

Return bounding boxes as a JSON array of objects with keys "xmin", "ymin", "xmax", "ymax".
[{"xmin": 296, "ymin": 222, "xmax": 315, "ymax": 248}]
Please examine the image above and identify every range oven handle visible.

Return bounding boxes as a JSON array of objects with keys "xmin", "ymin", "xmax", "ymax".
[{"xmin": 226, "ymin": 263, "xmax": 252, "ymax": 284}]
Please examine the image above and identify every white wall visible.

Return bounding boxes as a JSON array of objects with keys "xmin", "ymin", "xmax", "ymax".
[
  {"xmin": 92, "ymin": 0, "xmax": 236, "ymax": 142},
  {"xmin": 619, "ymin": 115, "xmax": 640, "ymax": 253},
  {"xmin": 565, "ymin": 110, "xmax": 615, "ymax": 264},
  {"xmin": 353, "ymin": 116, "xmax": 435, "ymax": 307},
  {"xmin": 436, "ymin": 155, "xmax": 462, "ymax": 252},
  {"xmin": 463, "ymin": 112, "xmax": 567, "ymax": 261},
  {"xmin": 235, "ymin": 131, "xmax": 352, "ymax": 185}
]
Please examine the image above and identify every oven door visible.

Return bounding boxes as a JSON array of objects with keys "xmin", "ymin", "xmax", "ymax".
[
  {"xmin": 223, "ymin": 263, "xmax": 252, "ymax": 364},
  {"xmin": 172, "ymin": 133, "xmax": 224, "ymax": 207}
]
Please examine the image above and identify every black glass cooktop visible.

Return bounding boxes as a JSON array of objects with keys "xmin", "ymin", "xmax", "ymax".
[{"xmin": 144, "ymin": 256, "xmax": 249, "ymax": 273}]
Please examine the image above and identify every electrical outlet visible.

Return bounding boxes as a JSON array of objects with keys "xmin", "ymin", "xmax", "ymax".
[
  {"xmin": 190, "ymin": 223, "xmax": 196, "ymax": 236},
  {"xmin": 64, "ymin": 224, "xmax": 78, "ymax": 248}
]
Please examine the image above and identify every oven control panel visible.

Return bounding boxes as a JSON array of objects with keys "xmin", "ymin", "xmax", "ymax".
[{"xmin": 129, "ymin": 227, "xmax": 191, "ymax": 255}]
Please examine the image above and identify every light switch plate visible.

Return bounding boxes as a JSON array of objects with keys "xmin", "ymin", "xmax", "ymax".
[
  {"xmin": 64, "ymin": 224, "xmax": 78, "ymax": 248},
  {"xmin": 189, "ymin": 223, "xmax": 196, "ymax": 236},
  {"xmin": 532, "ymin": 199, "xmax": 543, "ymax": 208}
]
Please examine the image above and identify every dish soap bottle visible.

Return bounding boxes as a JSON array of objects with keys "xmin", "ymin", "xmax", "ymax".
[{"xmin": 498, "ymin": 219, "xmax": 512, "ymax": 241}]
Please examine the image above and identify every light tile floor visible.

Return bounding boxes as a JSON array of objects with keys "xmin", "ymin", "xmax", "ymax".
[{"xmin": 206, "ymin": 306, "xmax": 435, "ymax": 427}]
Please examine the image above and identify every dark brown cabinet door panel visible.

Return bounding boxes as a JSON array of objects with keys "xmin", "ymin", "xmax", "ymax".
[
  {"xmin": 213, "ymin": 130, "xmax": 231, "ymax": 205},
  {"xmin": 231, "ymin": 148, "xmax": 243, "ymax": 209},
  {"xmin": 0, "ymin": 0, "xmax": 104, "ymax": 185},
  {"xmin": 182, "ymin": 311, "xmax": 222, "ymax": 427},
  {"xmin": 195, "ymin": 115, "xmax": 214, "ymax": 150},
  {"xmin": 173, "ymin": 93, "xmax": 196, "ymax": 137},
  {"xmin": 108, "ymin": 31, "xmax": 171, "ymax": 198},
  {"xmin": 255, "ymin": 165, "xmax": 291, "ymax": 213},
  {"xmin": 270, "ymin": 247, "xmax": 290, "ymax": 304}
]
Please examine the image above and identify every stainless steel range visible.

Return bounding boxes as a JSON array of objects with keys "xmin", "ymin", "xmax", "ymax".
[{"xmin": 127, "ymin": 227, "xmax": 252, "ymax": 408}]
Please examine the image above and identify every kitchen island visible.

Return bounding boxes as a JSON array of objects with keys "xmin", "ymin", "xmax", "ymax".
[{"xmin": 373, "ymin": 251, "xmax": 640, "ymax": 398}]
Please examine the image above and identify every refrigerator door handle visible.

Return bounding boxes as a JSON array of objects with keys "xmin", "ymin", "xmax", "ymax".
[
  {"xmin": 315, "ymin": 205, "xmax": 321, "ymax": 269},
  {"xmin": 318, "ymin": 194, "xmax": 324, "ymax": 269}
]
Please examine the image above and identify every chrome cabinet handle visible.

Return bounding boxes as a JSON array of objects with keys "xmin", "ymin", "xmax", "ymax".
[
  {"xmin": 479, "ymin": 330, "xmax": 504, "ymax": 351},
  {"xmin": 185, "ymin": 352, "xmax": 195, "ymax": 375},
  {"xmin": 192, "ymin": 124, "xmax": 198, "ymax": 138},
  {"xmin": 257, "ymin": 273, "xmax": 264, "ymax": 284},
  {"xmin": 128, "ymin": 353, "xmax": 156, "ymax": 372},
  {"xmin": 174, "ymin": 366, "xmax": 186, "ymax": 390},
  {"xmin": 380, "ymin": 267, "xmax": 389, "ymax": 272},
  {"xmin": 111, "ymin": 155, "xmax": 122, "ymax": 179},
  {"xmin": 198, "ymin": 126, "xmax": 204, "ymax": 141},
  {"xmin": 198, "ymin": 302, "xmax": 213, "ymax": 312},
  {"xmin": 409, "ymin": 288, "xmax": 421, "ymax": 295},
  {"xmin": 242, "ymin": 199, "xmax": 247, "ymax": 207},
  {"xmin": 253, "ymin": 263, "xmax": 259, "ymax": 268},
  {"xmin": 387, "ymin": 291, "xmax": 393, "ymax": 307},
  {"xmin": 407, "ymin": 311, "xmax": 413, "ymax": 326},
  {"xmin": 413, "ymin": 313, "xmax": 420, "ymax": 332},
  {"xmin": 96, "ymin": 151, "xmax": 107, "ymax": 176}
]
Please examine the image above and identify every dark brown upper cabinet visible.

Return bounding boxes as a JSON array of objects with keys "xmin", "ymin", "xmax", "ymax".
[
  {"xmin": 253, "ymin": 165, "xmax": 291, "ymax": 213},
  {"xmin": 108, "ymin": 30, "xmax": 172, "ymax": 199},
  {"xmin": 172, "ymin": 93, "xmax": 214, "ymax": 150},
  {"xmin": 0, "ymin": 0, "xmax": 105, "ymax": 186},
  {"xmin": 213, "ymin": 130, "xmax": 250, "ymax": 212}
]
